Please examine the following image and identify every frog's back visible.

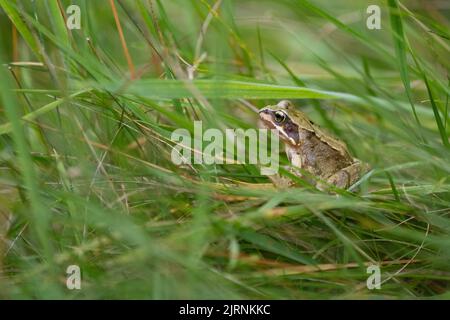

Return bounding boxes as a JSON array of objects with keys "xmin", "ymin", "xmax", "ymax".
[
  {"xmin": 313, "ymin": 126, "xmax": 353, "ymax": 159},
  {"xmin": 288, "ymin": 107, "xmax": 353, "ymax": 159},
  {"xmin": 298, "ymin": 129, "xmax": 354, "ymax": 179}
]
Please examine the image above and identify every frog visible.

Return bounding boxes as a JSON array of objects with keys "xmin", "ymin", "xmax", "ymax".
[{"xmin": 259, "ymin": 100, "xmax": 367, "ymax": 190}]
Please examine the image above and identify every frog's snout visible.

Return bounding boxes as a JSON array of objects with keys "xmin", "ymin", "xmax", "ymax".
[
  {"xmin": 258, "ymin": 108, "xmax": 272, "ymax": 121},
  {"xmin": 258, "ymin": 107, "xmax": 269, "ymax": 114},
  {"xmin": 258, "ymin": 108, "xmax": 275, "ymax": 129}
]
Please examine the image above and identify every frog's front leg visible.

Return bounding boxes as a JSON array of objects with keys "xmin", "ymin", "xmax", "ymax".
[
  {"xmin": 267, "ymin": 146, "xmax": 302, "ymax": 188},
  {"xmin": 318, "ymin": 160, "xmax": 364, "ymax": 191}
]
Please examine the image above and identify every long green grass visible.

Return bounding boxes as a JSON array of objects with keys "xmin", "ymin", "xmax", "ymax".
[{"xmin": 0, "ymin": 0, "xmax": 449, "ymax": 299}]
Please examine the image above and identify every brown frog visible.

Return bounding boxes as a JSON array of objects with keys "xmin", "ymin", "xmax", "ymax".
[{"xmin": 259, "ymin": 100, "xmax": 367, "ymax": 190}]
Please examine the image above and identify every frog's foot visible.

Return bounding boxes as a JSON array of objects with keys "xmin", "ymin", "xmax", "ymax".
[
  {"xmin": 268, "ymin": 174, "xmax": 294, "ymax": 188},
  {"xmin": 267, "ymin": 166, "xmax": 298, "ymax": 188},
  {"xmin": 317, "ymin": 161, "xmax": 364, "ymax": 191}
]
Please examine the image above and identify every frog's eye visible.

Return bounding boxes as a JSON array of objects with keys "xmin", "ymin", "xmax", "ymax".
[{"xmin": 274, "ymin": 111, "xmax": 287, "ymax": 124}]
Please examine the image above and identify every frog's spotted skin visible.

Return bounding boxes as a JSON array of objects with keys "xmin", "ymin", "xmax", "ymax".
[{"xmin": 259, "ymin": 100, "xmax": 367, "ymax": 190}]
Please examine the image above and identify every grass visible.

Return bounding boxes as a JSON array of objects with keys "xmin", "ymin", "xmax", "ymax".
[{"xmin": 0, "ymin": 0, "xmax": 449, "ymax": 299}]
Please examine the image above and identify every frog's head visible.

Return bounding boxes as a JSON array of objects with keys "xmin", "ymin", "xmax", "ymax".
[{"xmin": 259, "ymin": 100, "xmax": 313, "ymax": 146}]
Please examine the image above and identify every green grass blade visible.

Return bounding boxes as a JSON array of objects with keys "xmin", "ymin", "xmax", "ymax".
[
  {"xmin": 423, "ymin": 74, "xmax": 450, "ymax": 148},
  {"xmin": 0, "ymin": 0, "xmax": 42, "ymax": 60},
  {"xmin": 240, "ymin": 231, "xmax": 316, "ymax": 265},
  {"xmin": 0, "ymin": 89, "xmax": 91, "ymax": 135},
  {"xmin": 46, "ymin": 1, "xmax": 70, "ymax": 47},
  {"xmin": 0, "ymin": 53, "xmax": 56, "ymax": 274},
  {"xmin": 387, "ymin": 0, "xmax": 420, "ymax": 125}
]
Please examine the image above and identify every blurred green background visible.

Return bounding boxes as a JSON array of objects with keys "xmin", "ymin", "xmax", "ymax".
[{"xmin": 0, "ymin": 0, "xmax": 449, "ymax": 299}]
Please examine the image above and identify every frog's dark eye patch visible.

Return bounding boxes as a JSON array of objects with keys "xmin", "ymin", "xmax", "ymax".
[{"xmin": 274, "ymin": 111, "xmax": 287, "ymax": 124}]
